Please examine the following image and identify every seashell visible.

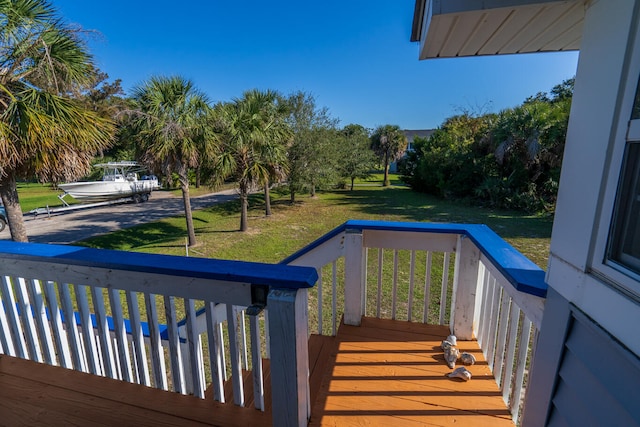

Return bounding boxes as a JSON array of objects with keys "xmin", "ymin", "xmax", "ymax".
[
  {"xmin": 448, "ymin": 367, "xmax": 472, "ymax": 381},
  {"xmin": 444, "ymin": 346, "xmax": 460, "ymax": 368},
  {"xmin": 446, "ymin": 334, "xmax": 457, "ymax": 346},
  {"xmin": 441, "ymin": 339, "xmax": 454, "ymax": 351},
  {"xmin": 441, "ymin": 335, "xmax": 457, "ymax": 350},
  {"xmin": 460, "ymin": 352, "xmax": 476, "ymax": 365}
]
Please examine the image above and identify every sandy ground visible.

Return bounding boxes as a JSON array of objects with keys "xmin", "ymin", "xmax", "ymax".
[{"xmin": 0, "ymin": 189, "xmax": 238, "ymax": 245}]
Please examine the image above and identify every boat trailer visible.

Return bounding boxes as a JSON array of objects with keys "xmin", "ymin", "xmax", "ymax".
[{"xmin": 30, "ymin": 192, "xmax": 150, "ymax": 218}]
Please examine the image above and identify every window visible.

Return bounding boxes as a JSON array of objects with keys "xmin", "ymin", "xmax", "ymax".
[
  {"xmin": 607, "ymin": 73, "xmax": 640, "ymax": 278},
  {"xmin": 608, "ymin": 143, "xmax": 640, "ymax": 274}
]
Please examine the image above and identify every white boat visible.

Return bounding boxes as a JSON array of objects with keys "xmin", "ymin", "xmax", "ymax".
[{"xmin": 58, "ymin": 161, "xmax": 159, "ymax": 203}]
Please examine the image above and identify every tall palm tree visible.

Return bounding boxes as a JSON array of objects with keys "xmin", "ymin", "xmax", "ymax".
[
  {"xmin": 131, "ymin": 76, "xmax": 212, "ymax": 247},
  {"xmin": 370, "ymin": 124, "xmax": 408, "ymax": 186},
  {"xmin": 210, "ymin": 89, "xmax": 291, "ymax": 231},
  {"xmin": 0, "ymin": 0, "xmax": 114, "ymax": 242}
]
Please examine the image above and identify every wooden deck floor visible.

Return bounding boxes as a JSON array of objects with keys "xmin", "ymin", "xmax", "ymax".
[
  {"xmin": 0, "ymin": 353, "xmax": 270, "ymax": 426},
  {"xmin": 309, "ymin": 317, "xmax": 514, "ymax": 427},
  {"xmin": 0, "ymin": 317, "xmax": 514, "ymax": 426}
]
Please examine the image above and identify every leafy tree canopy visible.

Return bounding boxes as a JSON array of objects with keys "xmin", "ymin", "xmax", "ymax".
[
  {"xmin": 0, "ymin": 0, "xmax": 114, "ymax": 241},
  {"xmin": 402, "ymin": 78, "xmax": 574, "ymax": 213}
]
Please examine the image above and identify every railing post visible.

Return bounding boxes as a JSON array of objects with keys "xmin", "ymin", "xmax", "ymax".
[
  {"xmin": 451, "ymin": 235, "xmax": 481, "ymax": 340},
  {"xmin": 268, "ymin": 288, "xmax": 310, "ymax": 427},
  {"xmin": 344, "ymin": 228, "xmax": 365, "ymax": 326}
]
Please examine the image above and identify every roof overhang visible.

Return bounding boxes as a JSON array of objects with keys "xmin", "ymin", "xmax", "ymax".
[{"xmin": 411, "ymin": 0, "xmax": 587, "ymax": 59}]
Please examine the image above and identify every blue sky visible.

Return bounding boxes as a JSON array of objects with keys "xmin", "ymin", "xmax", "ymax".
[{"xmin": 54, "ymin": 0, "xmax": 578, "ymax": 130}]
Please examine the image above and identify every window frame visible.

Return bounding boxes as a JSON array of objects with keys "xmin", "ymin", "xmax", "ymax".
[
  {"xmin": 591, "ymin": 20, "xmax": 640, "ymax": 298},
  {"xmin": 607, "ymin": 139, "xmax": 640, "ymax": 276}
]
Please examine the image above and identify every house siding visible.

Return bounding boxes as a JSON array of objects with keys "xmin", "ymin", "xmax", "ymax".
[{"xmin": 547, "ymin": 308, "xmax": 640, "ymax": 426}]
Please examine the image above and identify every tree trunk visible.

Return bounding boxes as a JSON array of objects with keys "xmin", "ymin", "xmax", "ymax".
[
  {"xmin": 310, "ymin": 183, "xmax": 316, "ymax": 198},
  {"xmin": 290, "ymin": 187, "xmax": 296, "ymax": 204},
  {"xmin": 195, "ymin": 166, "xmax": 201, "ymax": 189},
  {"xmin": 178, "ymin": 167, "xmax": 197, "ymax": 247},
  {"xmin": 0, "ymin": 174, "xmax": 28, "ymax": 242},
  {"xmin": 264, "ymin": 180, "xmax": 272, "ymax": 216},
  {"xmin": 383, "ymin": 152, "xmax": 390, "ymax": 187},
  {"xmin": 240, "ymin": 182, "xmax": 249, "ymax": 232},
  {"xmin": 350, "ymin": 177, "xmax": 355, "ymax": 191}
]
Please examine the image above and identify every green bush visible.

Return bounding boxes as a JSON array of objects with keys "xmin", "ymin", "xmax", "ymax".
[{"xmin": 402, "ymin": 79, "xmax": 572, "ymax": 214}]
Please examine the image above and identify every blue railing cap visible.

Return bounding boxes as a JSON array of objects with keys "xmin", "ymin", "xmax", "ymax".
[
  {"xmin": 282, "ymin": 220, "xmax": 547, "ymax": 298},
  {"xmin": 0, "ymin": 241, "xmax": 318, "ymax": 289}
]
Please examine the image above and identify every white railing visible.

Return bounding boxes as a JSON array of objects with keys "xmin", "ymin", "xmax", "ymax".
[
  {"xmin": 282, "ymin": 220, "xmax": 546, "ymax": 425},
  {"xmin": 0, "ymin": 220, "xmax": 546, "ymax": 426},
  {"xmin": 0, "ymin": 242, "xmax": 316, "ymax": 426}
]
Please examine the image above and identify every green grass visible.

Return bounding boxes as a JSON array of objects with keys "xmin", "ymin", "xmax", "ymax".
[
  {"xmin": 80, "ymin": 177, "xmax": 552, "ymax": 269},
  {"xmin": 168, "ymin": 182, "xmax": 236, "ymax": 198},
  {"xmin": 15, "ymin": 182, "xmax": 78, "ymax": 212}
]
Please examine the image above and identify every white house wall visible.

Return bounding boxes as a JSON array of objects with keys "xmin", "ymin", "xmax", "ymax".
[{"xmin": 548, "ymin": 0, "xmax": 640, "ymax": 355}]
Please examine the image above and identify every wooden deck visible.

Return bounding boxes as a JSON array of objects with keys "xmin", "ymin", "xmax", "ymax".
[
  {"xmin": 0, "ymin": 353, "xmax": 270, "ymax": 426},
  {"xmin": 309, "ymin": 317, "xmax": 514, "ymax": 427},
  {"xmin": 0, "ymin": 317, "xmax": 513, "ymax": 426}
]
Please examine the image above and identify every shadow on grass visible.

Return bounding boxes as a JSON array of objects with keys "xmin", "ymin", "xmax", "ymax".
[
  {"xmin": 201, "ymin": 193, "xmax": 296, "ymax": 218},
  {"xmin": 78, "ymin": 221, "xmax": 187, "ymax": 251},
  {"xmin": 334, "ymin": 187, "xmax": 552, "ymax": 240}
]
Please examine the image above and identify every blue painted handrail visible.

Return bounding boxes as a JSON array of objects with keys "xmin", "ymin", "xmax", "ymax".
[
  {"xmin": 281, "ymin": 220, "xmax": 547, "ymax": 298},
  {"xmin": 0, "ymin": 240, "xmax": 318, "ymax": 290}
]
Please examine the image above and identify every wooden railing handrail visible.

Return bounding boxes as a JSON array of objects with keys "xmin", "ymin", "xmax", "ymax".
[
  {"xmin": 0, "ymin": 241, "xmax": 318, "ymax": 291},
  {"xmin": 281, "ymin": 220, "xmax": 547, "ymax": 297}
]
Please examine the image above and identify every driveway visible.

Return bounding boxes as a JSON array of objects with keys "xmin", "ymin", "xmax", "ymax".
[{"xmin": 0, "ymin": 189, "xmax": 238, "ymax": 245}]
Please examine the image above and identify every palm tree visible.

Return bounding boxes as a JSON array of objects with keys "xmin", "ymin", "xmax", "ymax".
[
  {"xmin": 0, "ymin": 0, "xmax": 114, "ymax": 242},
  {"xmin": 370, "ymin": 125, "xmax": 408, "ymax": 186},
  {"xmin": 131, "ymin": 76, "xmax": 212, "ymax": 247},
  {"xmin": 210, "ymin": 89, "xmax": 291, "ymax": 231}
]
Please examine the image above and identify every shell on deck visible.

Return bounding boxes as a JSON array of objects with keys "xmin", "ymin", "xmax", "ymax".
[
  {"xmin": 441, "ymin": 334, "xmax": 457, "ymax": 351},
  {"xmin": 448, "ymin": 367, "xmax": 472, "ymax": 381},
  {"xmin": 460, "ymin": 352, "xmax": 476, "ymax": 365},
  {"xmin": 444, "ymin": 346, "xmax": 460, "ymax": 368}
]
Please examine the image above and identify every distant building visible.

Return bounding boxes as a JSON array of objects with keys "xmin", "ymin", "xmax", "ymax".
[{"xmin": 389, "ymin": 128, "xmax": 435, "ymax": 172}]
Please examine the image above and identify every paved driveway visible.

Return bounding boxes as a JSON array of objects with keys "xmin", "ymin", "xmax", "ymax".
[{"xmin": 0, "ymin": 189, "xmax": 238, "ymax": 245}]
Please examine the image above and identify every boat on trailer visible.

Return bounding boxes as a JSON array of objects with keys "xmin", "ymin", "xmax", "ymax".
[{"xmin": 58, "ymin": 161, "xmax": 158, "ymax": 204}]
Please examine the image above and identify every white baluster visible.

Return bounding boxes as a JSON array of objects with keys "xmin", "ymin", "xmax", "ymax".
[
  {"xmin": 0, "ymin": 276, "xmax": 27, "ymax": 358},
  {"xmin": 164, "ymin": 295, "xmax": 185, "ymax": 394},
  {"xmin": 408, "ymin": 250, "xmax": 416, "ymax": 321},
  {"xmin": 60, "ymin": 283, "xmax": 86, "ymax": 371},
  {"xmin": 126, "ymin": 290, "xmax": 150, "ymax": 386},
  {"xmin": 391, "ymin": 249, "xmax": 399, "ymax": 320},
  {"xmin": 439, "ymin": 253, "xmax": 450, "ymax": 325},
  {"xmin": 15, "ymin": 277, "xmax": 43, "ymax": 362},
  {"xmin": 422, "ymin": 251, "xmax": 432, "ymax": 323},
  {"xmin": 376, "ymin": 248, "xmax": 383, "ymax": 318},
  {"xmin": 145, "ymin": 293, "xmax": 167, "ymax": 390},
  {"xmin": 226, "ymin": 304, "xmax": 244, "ymax": 405},
  {"xmin": 205, "ymin": 301, "xmax": 224, "ymax": 401},
  {"xmin": 90, "ymin": 286, "xmax": 116, "ymax": 378},
  {"xmin": 109, "ymin": 288, "xmax": 133, "ymax": 382},
  {"xmin": 185, "ymin": 298, "xmax": 204, "ymax": 398}
]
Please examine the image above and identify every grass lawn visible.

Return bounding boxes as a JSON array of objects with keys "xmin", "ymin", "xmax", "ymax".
[
  {"xmin": 15, "ymin": 182, "xmax": 79, "ymax": 213},
  {"xmin": 80, "ymin": 174, "xmax": 553, "ymax": 269}
]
